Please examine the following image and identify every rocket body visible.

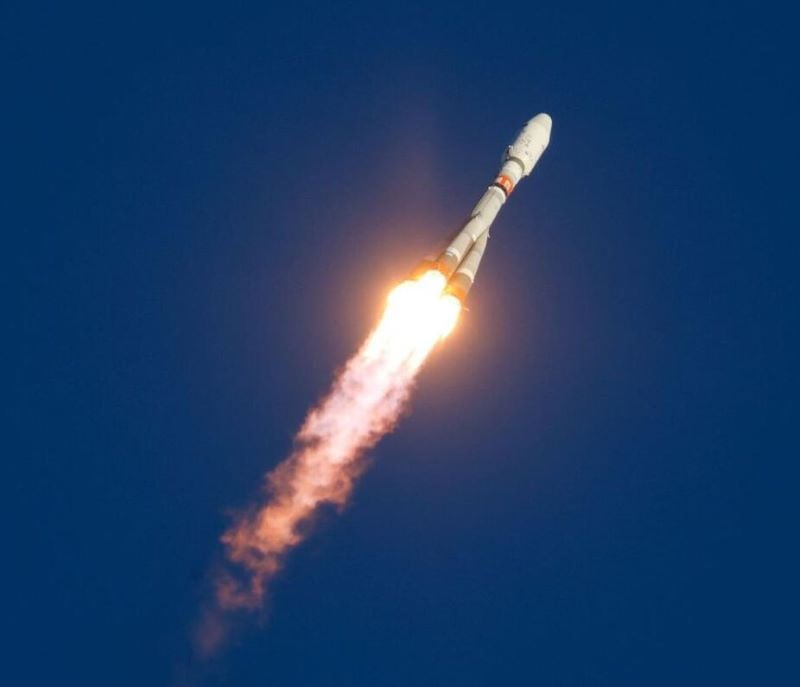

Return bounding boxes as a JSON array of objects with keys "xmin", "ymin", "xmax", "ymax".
[{"xmin": 427, "ymin": 114, "xmax": 552, "ymax": 301}]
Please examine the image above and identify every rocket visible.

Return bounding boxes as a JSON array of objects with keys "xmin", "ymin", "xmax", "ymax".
[{"xmin": 413, "ymin": 114, "xmax": 552, "ymax": 301}]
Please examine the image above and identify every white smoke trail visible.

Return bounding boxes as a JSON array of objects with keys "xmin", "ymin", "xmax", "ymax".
[{"xmin": 196, "ymin": 271, "xmax": 459, "ymax": 655}]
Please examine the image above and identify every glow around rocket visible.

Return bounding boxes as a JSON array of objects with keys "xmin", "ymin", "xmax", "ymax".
[{"xmin": 197, "ymin": 115, "xmax": 552, "ymax": 656}]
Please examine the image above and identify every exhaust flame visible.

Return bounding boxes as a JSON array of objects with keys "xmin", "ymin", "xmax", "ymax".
[{"xmin": 198, "ymin": 270, "xmax": 460, "ymax": 652}]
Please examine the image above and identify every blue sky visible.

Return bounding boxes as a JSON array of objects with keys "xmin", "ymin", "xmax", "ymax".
[{"xmin": 6, "ymin": 2, "xmax": 795, "ymax": 685}]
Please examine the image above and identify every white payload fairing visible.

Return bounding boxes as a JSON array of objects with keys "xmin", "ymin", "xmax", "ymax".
[{"xmin": 413, "ymin": 114, "xmax": 552, "ymax": 301}]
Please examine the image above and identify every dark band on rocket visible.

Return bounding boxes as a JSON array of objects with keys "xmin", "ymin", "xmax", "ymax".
[
  {"xmin": 436, "ymin": 252, "xmax": 460, "ymax": 277},
  {"xmin": 491, "ymin": 174, "xmax": 515, "ymax": 197},
  {"xmin": 445, "ymin": 273, "xmax": 472, "ymax": 302}
]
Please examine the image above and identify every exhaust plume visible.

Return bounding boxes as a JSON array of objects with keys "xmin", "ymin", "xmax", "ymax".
[{"xmin": 197, "ymin": 271, "xmax": 460, "ymax": 654}]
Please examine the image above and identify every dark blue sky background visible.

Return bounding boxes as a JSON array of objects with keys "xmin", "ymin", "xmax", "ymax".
[{"xmin": 6, "ymin": 2, "xmax": 796, "ymax": 685}]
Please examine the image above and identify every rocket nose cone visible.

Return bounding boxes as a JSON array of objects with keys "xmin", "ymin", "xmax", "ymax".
[
  {"xmin": 529, "ymin": 114, "xmax": 552, "ymax": 146},
  {"xmin": 507, "ymin": 113, "xmax": 553, "ymax": 175},
  {"xmin": 531, "ymin": 113, "xmax": 552, "ymax": 133}
]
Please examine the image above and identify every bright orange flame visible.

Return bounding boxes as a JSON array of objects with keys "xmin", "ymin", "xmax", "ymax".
[
  {"xmin": 198, "ymin": 270, "xmax": 461, "ymax": 655},
  {"xmin": 366, "ymin": 270, "xmax": 462, "ymax": 364}
]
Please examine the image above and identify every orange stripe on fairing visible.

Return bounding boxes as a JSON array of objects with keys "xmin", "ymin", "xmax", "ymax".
[{"xmin": 494, "ymin": 174, "xmax": 515, "ymax": 195}]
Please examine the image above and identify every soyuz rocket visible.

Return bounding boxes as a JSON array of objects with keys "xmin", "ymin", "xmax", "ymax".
[{"xmin": 413, "ymin": 114, "xmax": 552, "ymax": 301}]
